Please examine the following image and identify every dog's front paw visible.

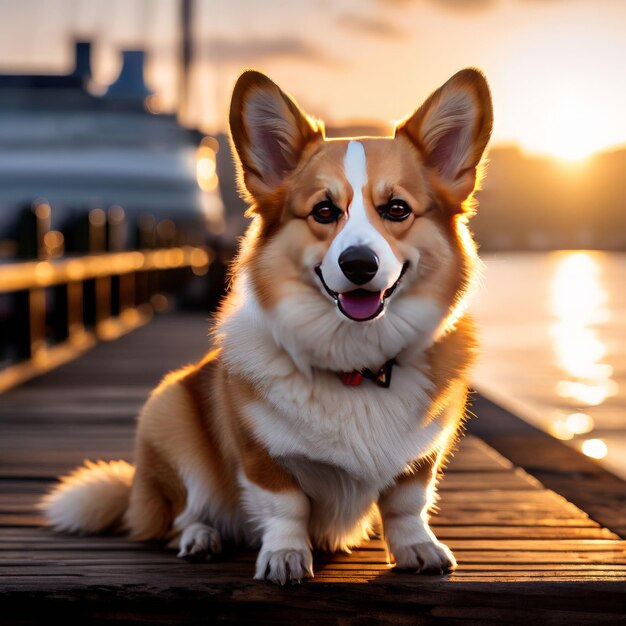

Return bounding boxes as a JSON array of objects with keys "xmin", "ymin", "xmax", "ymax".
[
  {"xmin": 175, "ymin": 522, "xmax": 222, "ymax": 560},
  {"xmin": 393, "ymin": 540, "xmax": 456, "ymax": 574},
  {"xmin": 254, "ymin": 548, "xmax": 314, "ymax": 585}
]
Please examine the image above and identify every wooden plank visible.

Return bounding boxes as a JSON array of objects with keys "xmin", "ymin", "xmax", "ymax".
[
  {"xmin": 433, "ymin": 526, "xmax": 619, "ymax": 539},
  {"xmin": 0, "ymin": 549, "xmax": 621, "ymax": 571},
  {"xmin": 434, "ymin": 515, "xmax": 600, "ymax": 527},
  {"xmin": 0, "ymin": 513, "xmax": 604, "ymax": 530},
  {"xmin": 1, "ymin": 576, "xmax": 626, "ymax": 617},
  {"xmin": 0, "ymin": 520, "xmax": 616, "ymax": 539},
  {"xmin": 470, "ymin": 393, "xmax": 626, "ymax": 538},
  {"xmin": 436, "ymin": 470, "xmax": 541, "ymax": 491},
  {"xmin": 1, "ymin": 540, "xmax": 625, "ymax": 571}
]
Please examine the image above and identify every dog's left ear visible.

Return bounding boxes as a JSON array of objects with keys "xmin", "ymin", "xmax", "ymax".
[
  {"xmin": 396, "ymin": 68, "xmax": 493, "ymax": 204},
  {"xmin": 229, "ymin": 70, "xmax": 324, "ymax": 201}
]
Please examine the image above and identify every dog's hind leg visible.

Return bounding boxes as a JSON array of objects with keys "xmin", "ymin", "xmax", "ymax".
[
  {"xmin": 166, "ymin": 472, "xmax": 225, "ymax": 560},
  {"xmin": 126, "ymin": 437, "xmax": 225, "ymax": 561},
  {"xmin": 124, "ymin": 439, "xmax": 182, "ymax": 541}
]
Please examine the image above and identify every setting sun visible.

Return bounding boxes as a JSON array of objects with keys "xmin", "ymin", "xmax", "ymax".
[{"xmin": 516, "ymin": 88, "xmax": 616, "ymax": 162}]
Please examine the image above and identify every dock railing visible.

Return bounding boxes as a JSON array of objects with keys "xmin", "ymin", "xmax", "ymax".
[{"xmin": 0, "ymin": 200, "xmax": 215, "ymax": 393}]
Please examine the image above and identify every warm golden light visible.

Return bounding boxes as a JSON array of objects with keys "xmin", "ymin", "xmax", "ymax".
[
  {"xmin": 500, "ymin": 66, "xmax": 618, "ymax": 162},
  {"xmin": 549, "ymin": 418, "xmax": 574, "ymax": 441},
  {"xmin": 196, "ymin": 138, "xmax": 219, "ymax": 193},
  {"xmin": 549, "ymin": 411, "xmax": 596, "ymax": 440},
  {"xmin": 34, "ymin": 262, "xmax": 53, "ymax": 283},
  {"xmin": 551, "ymin": 253, "xmax": 608, "ymax": 325},
  {"xmin": 35, "ymin": 202, "xmax": 51, "ymax": 220},
  {"xmin": 565, "ymin": 412, "xmax": 594, "ymax": 435},
  {"xmin": 88, "ymin": 208, "xmax": 106, "ymax": 227},
  {"xmin": 42, "ymin": 230, "xmax": 64, "ymax": 259},
  {"xmin": 523, "ymin": 125, "xmax": 600, "ymax": 163},
  {"xmin": 197, "ymin": 157, "xmax": 216, "ymax": 181},
  {"xmin": 555, "ymin": 380, "xmax": 618, "ymax": 407},
  {"xmin": 550, "ymin": 252, "xmax": 617, "ymax": 407},
  {"xmin": 581, "ymin": 438, "xmax": 608, "ymax": 460}
]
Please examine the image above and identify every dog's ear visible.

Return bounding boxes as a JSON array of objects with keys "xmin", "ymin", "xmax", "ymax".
[
  {"xmin": 229, "ymin": 70, "xmax": 323, "ymax": 201},
  {"xmin": 396, "ymin": 68, "xmax": 493, "ymax": 204}
]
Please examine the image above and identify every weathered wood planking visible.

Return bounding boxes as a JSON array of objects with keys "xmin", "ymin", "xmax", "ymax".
[
  {"xmin": 0, "ymin": 312, "xmax": 625, "ymax": 624},
  {"xmin": 470, "ymin": 394, "xmax": 626, "ymax": 538}
]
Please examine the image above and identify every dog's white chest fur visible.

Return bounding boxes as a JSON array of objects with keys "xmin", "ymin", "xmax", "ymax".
[
  {"xmin": 220, "ymin": 278, "xmax": 449, "ymax": 487},
  {"xmin": 244, "ymin": 368, "xmax": 444, "ymax": 484}
]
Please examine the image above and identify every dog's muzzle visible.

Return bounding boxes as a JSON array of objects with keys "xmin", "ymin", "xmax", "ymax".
[{"xmin": 315, "ymin": 262, "xmax": 409, "ymax": 322}]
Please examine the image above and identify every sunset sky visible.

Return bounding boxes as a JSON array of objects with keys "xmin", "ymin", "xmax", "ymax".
[{"xmin": 1, "ymin": 0, "xmax": 625, "ymax": 161}]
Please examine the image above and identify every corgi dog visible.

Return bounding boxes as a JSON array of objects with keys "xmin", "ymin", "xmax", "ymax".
[{"xmin": 42, "ymin": 68, "xmax": 493, "ymax": 585}]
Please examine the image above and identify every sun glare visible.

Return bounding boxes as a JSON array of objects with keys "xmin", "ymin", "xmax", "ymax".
[
  {"xmin": 519, "ymin": 90, "xmax": 612, "ymax": 162},
  {"xmin": 499, "ymin": 24, "xmax": 623, "ymax": 164}
]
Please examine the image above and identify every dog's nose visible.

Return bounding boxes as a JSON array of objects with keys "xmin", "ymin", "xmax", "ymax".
[{"xmin": 338, "ymin": 246, "xmax": 379, "ymax": 285}]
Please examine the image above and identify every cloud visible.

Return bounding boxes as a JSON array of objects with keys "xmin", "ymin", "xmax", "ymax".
[
  {"xmin": 337, "ymin": 13, "xmax": 408, "ymax": 39},
  {"xmin": 199, "ymin": 36, "xmax": 333, "ymax": 64}
]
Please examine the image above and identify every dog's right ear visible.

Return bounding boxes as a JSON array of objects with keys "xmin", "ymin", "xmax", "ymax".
[
  {"xmin": 229, "ymin": 70, "xmax": 324, "ymax": 202},
  {"xmin": 395, "ymin": 68, "xmax": 493, "ymax": 205}
]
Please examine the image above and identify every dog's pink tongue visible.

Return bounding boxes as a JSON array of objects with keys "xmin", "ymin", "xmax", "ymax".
[{"xmin": 338, "ymin": 290, "xmax": 382, "ymax": 320}]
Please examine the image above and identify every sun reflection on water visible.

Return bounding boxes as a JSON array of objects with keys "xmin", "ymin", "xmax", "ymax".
[
  {"xmin": 548, "ymin": 252, "xmax": 617, "ymax": 454},
  {"xmin": 550, "ymin": 411, "xmax": 595, "ymax": 441},
  {"xmin": 581, "ymin": 438, "xmax": 608, "ymax": 460}
]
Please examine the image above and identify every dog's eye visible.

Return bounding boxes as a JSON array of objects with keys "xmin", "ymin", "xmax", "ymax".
[
  {"xmin": 379, "ymin": 199, "xmax": 412, "ymax": 222},
  {"xmin": 311, "ymin": 200, "xmax": 342, "ymax": 224}
]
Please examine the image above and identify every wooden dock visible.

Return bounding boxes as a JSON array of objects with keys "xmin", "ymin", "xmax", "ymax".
[{"xmin": 1, "ymin": 313, "xmax": 625, "ymax": 624}]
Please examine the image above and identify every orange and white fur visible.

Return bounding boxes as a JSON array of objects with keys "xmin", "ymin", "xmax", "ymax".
[{"xmin": 42, "ymin": 69, "xmax": 493, "ymax": 584}]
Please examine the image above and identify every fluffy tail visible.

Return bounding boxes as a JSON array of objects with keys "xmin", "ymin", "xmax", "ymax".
[{"xmin": 40, "ymin": 460, "xmax": 135, "ymax": 534}]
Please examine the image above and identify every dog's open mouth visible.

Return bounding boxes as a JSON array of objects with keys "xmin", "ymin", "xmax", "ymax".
[{"xmin": 314, "ymin": 263, "xmax": 409, "ymax": 322}]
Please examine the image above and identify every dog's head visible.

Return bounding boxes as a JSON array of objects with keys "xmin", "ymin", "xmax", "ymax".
[{"xmin": 228, "ymin": 70, "xmax": 492, "ymax": 373}]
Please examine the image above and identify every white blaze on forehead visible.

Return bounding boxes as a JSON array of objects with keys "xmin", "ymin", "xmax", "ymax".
[
  {"xmin": 318, "ymin": 141, "xmax": 404, "ymax": 294},
  {"xmin": 344, "ymin": 140, "xmax": 368, "ymax": 200},
  {"xmin": 342, "ymin": 141, "xmax": 371, "ymax": 242}
]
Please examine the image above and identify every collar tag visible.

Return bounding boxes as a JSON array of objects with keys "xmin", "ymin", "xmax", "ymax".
[{"xmin": 338, "ymin": 359, "xmax": 396, "ymax": 388}]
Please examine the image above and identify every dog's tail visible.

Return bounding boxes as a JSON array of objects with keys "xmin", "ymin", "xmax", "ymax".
[{"xmin": 40, "ymin": 460, "xmax": 135, "ymax": 534}]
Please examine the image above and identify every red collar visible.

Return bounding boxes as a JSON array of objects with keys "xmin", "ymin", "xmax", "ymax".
[{"xmin": 338, "ymin": 359, "xmax": 396, "ymax": 388}]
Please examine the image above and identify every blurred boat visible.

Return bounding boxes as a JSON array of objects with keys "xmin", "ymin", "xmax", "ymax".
[{"xmin": 0, "ymin": 41, "xmax": 223, "ymax": 254}]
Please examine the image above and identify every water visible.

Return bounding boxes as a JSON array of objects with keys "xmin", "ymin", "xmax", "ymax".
[{"xmin": 469, "ymin": 251, "xmax": 626, "ymax": 480}]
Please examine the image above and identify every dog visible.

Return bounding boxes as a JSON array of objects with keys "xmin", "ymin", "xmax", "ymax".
[{"xmin": 42, "ymin": 68, "xmax": 493, "ymax": 584}]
